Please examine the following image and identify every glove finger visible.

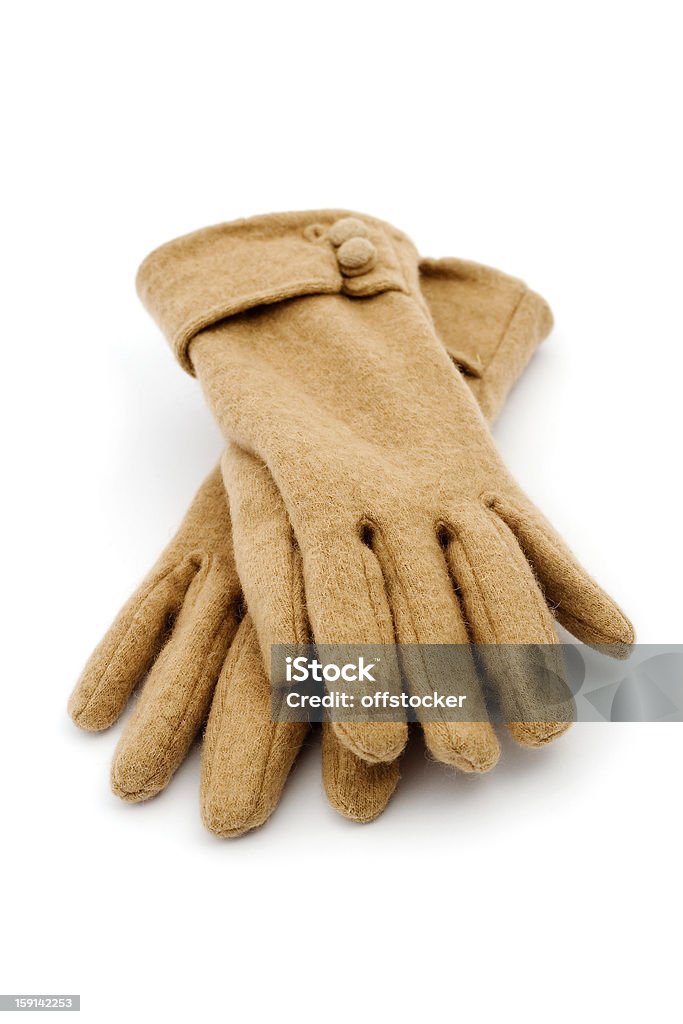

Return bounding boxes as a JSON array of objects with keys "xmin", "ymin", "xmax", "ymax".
[
  {"xmin": 368, "ymin": 521, "xmax": 500, "ymax": 773},
  {"xmin": 223, "ymin": 444, "xmax": 309, "ymax": 650},
  {"xmin": 226, "ymin": 446, "xmax": 407, "ymax": 764},
  {"xmin": 485, "ymin": 493, "xmax": 634, "ymax": 656},
  {"xmin": 304, "ymin": 531, "xmax": 409, "ymax": 765},
  {"xmin": 443, "ymin": 503, "xmax": 574, "ymax": 747},
  {"xmin": 321, "ymin": 723, "xmax": 400, "ymax": 823},
  {"xmin": 201, "ymin": 615, "xmax": 308, "ymax": 838},
  {"xmin": 111, "ymin": 560, "xmax": 238, "ymax": 802},
  {"xmin": 68, "ymin": 558, "xmax": 197, "ymax": 731}
]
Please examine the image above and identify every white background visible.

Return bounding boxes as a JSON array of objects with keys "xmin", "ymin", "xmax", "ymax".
[{"xmin": 1, "ymin": 2, "xmax": 681, "ymax": 1021}]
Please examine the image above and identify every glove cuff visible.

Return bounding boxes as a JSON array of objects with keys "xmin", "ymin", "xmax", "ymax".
[
  {"xmin": 136, "ymin": 210, "xmax": 420, "ymax": 374},
  {"xmin": 419, "ymin": 257, "xmax": 554, "ymax": 421}
]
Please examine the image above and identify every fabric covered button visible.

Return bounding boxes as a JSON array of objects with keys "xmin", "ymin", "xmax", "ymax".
[
  {"xmin": 336, "ymin": 236, "xmax": 377, "ymax": 276},
  {"xmin": 328, "ymin": 217, "xmax": 370, "ymax": 247}
]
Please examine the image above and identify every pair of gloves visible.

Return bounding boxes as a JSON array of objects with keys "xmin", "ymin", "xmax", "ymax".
[{"xmin": 69, "ymin": 211, "xmax": 633, "ymax": 836}]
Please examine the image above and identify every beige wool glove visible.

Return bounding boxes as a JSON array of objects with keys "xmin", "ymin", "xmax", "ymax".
[
  {"xmin": 138, "ymin": 210, "xmax": 634, "ymax": 777},
  {"xmin": 70, "ymin": 255, "xmax": 549, "ymax": 836}
]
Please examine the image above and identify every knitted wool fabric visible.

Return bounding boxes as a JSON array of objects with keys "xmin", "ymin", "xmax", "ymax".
[
  {"xmin": 138, "ymin": 211, "xmax": 633, "ymax": 777},
  {"xmin": 71, "ymin": 250, "xmax": 555, "ymax": 836}
]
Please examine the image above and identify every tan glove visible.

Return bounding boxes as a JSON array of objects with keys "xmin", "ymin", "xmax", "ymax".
[
  {"xmin": 138, "ymin": 211, "xmax": 633, "ymax": 776},
  {"xmin": 70, "ymin": 255, "xmax": 550, "ymax": 835}
]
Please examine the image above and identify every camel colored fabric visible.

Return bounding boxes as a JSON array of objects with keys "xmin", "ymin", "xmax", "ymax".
[
  {"xmin": 138, "ymin": 210, "xmax": 634, "ymax": 779},
  {"xmin": 418, "ymin": 257, "xmax": 552, "ymax": 421},
  {"xmin": 70, "ymin": 251, "xmax": 549, "ymax": 836}
]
